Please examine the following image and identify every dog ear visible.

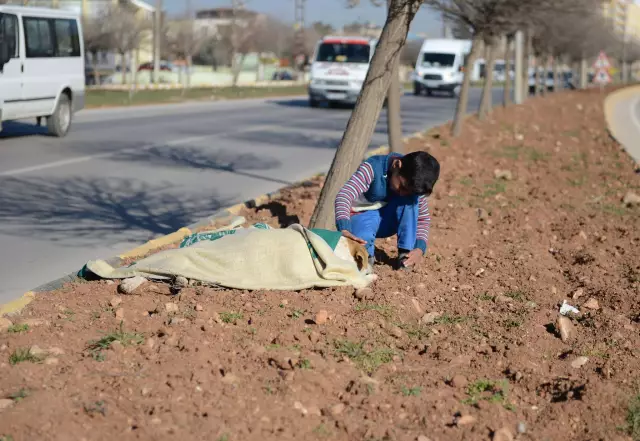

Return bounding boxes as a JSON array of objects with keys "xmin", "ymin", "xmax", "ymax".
[{"xmin": 353, "ymin": 245, "xmax": 369, "ymax": 271}]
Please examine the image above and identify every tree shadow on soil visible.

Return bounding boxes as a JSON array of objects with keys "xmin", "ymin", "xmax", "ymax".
[
  {"xmin": 254, "ymin": 201, "xmax": 300, "ymax": 227},
  {"xmin": 0, "ymin": 176, "xmax": 234, "ymax": 245}
]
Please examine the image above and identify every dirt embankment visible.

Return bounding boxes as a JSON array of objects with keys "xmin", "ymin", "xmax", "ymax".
[{"xmin": 1, "ymin": 89, "xmax": 639, "ymax": 441}]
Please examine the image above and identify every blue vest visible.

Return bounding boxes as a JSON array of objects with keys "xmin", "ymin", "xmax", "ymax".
[{"xmin": 363, "ymin": 153, "xmax": 419, "ymax": 206}]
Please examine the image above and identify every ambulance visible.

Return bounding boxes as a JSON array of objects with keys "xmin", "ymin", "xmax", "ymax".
[{"xmin": 308, "ymin": 35, "xmax": 377, "ymax": 107}]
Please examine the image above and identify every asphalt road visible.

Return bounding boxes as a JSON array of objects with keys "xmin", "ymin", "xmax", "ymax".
[{"xmin": 0, "ymin": 88, "xmax": 501, "ymax": 303}]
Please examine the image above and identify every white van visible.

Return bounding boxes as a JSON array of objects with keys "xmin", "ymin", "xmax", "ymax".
[
  {"xmin": 308, "ymin": 35, "xmax": 377, "ymax": 107},
  {"xmin": 0, "ymin": 5, "xmax": 84, "ymax": 137},
  {"xmin": 413, "ymin": 38, "xmax": 471, "ymax": 97}
]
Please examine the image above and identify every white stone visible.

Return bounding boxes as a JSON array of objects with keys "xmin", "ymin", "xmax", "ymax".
[{"xmin": 118, "ymin": 276, "xmax": 147, "ymax": 294}]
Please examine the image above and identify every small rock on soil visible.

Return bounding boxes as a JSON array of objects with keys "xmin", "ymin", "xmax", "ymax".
[
  {"xmin": 118, "ymin": 276, "xmax": 147, "ymax": 294},
  {"xmin": 0, "ymin": 317, "xmax": 12, "ymax": 333},
  {"xmin": 556, "ymin": 316, "xmax": 574, "ymax": 342},
  {"xmin": 315, "ymin": 310, "xmax": 329, "ymax": 325}
]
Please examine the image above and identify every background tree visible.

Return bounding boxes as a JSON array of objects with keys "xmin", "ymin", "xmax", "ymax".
[
  {"xmin": 502, "ymin": 33, "xmax": 513, "ymax": 107},
  {"xmin": 218, "ymin": 5, "xmax": 268, "ymax": 86},
  {"xmin": 82, "ymin": 16, "xmax": 111, "ymax": 86},
  {"xmin": 309, "ymin": 0, "xmax": 423, "ymax": 230},
  {"xmin": 166, "ymin": 20, "xmax": 211, "ymax": 92},
  {"xmin": 311, "ymin": 21, "xmax": 335, "ymax": 37},
  {"xmin": 101, "ymin": 4, "xmax": 151, "ymax": 86}
]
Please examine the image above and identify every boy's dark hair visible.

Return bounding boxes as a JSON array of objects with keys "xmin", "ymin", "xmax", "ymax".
[{"xmin": 399, "ymin": 151, "xmax": 440, "ymax": 196}]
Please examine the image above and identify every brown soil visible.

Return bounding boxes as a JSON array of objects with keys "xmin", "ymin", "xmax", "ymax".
[{"xmin": 1, "ymin": 89, "xmax": 640, "ymax": 441}]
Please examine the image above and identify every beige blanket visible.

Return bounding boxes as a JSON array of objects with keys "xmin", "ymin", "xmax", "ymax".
[{"xmin": 86, "ymin": 224, "xmax": 374, "ymax": 290}]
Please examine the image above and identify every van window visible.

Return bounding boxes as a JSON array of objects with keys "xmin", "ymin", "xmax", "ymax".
[
  {"xmin": 23, "ymin": 17, "xmax": 81, "ymax": 58},
  {"xmin": 54, "ymin": 19, "xmax": 81, "ymax": 57},
  {"xmin": 24, "ymin": 17, "xmax": 55, "ymax": 58},
  {"xmin": 422, "ymin": 52, "xmax": 455, "ymax": 68},
  {"xmin": 0, "ymin": 13, "xmax": 19, "ymax": 58},
  {"xmin": 316, "ymin": 43, "xmax": 370, "ymax": 64}
]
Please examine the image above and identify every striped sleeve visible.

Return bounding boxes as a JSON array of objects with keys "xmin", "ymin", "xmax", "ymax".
[
  {"xmin": 415, "ymin": 195, "xmax": 431, "ymax": 254},
  {"xmin": 335, "ymin": 162, "xmax": 374, "ymax": 232}
]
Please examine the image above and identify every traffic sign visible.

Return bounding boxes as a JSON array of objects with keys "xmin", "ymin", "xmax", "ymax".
[
  {"xmin": 593, "ymin": 68, "xmax": 612, "ymax": 85},
  {"xmin": 593, "ymin": 51, "xmax": 611, "ymax": 70}
]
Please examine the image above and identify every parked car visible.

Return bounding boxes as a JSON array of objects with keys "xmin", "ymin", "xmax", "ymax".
[
  {"xmin": 272, "ymin": 70, "xmax": 294, "ymax": 81},
  {"xmin": 563, "ymin": 71, "xmax": 576, "ymax": 89},
  {"xmin": 137, "ymin": 61, "xmax": 174, "ymax": 72}
]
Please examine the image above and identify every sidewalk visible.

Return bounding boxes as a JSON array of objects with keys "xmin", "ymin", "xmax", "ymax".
[{"xmin": 605, "ymin": 85, "xmax": 640, "ymax": 166}]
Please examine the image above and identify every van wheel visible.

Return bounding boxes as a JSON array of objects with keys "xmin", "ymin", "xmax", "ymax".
[
  {"xmin": 413, "ymin": 81, "xmax": 422, "ymax": 95},
  {"xmin": 47, "ymin": 94, "xmax": 72, "ymax": 137},
  {"xmin": 425, "ymin": 88, "xmax": 433, "ymax": 96}
]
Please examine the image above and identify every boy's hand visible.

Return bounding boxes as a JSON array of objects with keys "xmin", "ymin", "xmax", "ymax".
[
  {"xmin": 341, "ymin": 230, "xmax": 366, "ymax": 245},
  {"xmin": 402, "ymin": 249, "xmax": 423, "ymax": 267}
]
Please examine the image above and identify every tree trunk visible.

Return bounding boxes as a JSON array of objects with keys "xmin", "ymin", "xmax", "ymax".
[
  {"xmin": 534, "ymin": 56, "xmax": 541, "ymax": 97},
  {"xmin": 128, "ymin": 51, "xmax": 137, "ymax": 103},
  {"xmin": 451, "ymin": 34, "xmax": 482, "ymax": 137},
  {"xmin": 386, "ymin": 42, "xmax": 403, "ymax": 153},
  {"xmin": 478, "ymin": 37, "xmax": 496, "ymax": 120},
  {"xmin": 539, "ymin": 54, "xmax": 548, "ymax": 96},
  {"xmin": 133, "ymin": 49, "xmax": 140, "ymax": 88},
  {"xmin": 580, "ymin": 55, "xmax": 588, "ymax": 89},
  {"xmin": 186, "ymin": 55, "xmax": 192, "ymax": 88},
  {"xmin": 91, "ymin": 51, "xmax": 101, "ymax": 86},
  {"xmin": 385, "ymin": 0, "xmax": 403, "ymax": 153},
  {"xmin": 121, "ymin": 52, "xmax": 127, "ymax": 85},
  {"xmin": 308, "ymin": 0, "xmax": 421, "ymax": 230},
  {"xmin": 231, "ymin": 53, "xmax": 246, "ymax": 87},
  {"xmin": 256, "ymin": 54, "xmax": 262, "ymax": 82},
  {"xmin": 553, "ymin": 56, "xmax": 561, "ymax": 92},
  {"xmin": 503, "ymin": 35, "xmax": 512, "ymax": 107},
  {"xmin": 522, "ymin": 30, "xmax": 531, "ymax": 100}
]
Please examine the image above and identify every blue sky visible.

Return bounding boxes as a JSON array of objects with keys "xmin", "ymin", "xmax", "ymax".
[{"xmin": 163, "ymin": 0, "xmax": 441, "ymax": 38}]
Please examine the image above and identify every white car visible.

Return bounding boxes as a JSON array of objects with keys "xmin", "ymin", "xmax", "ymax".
[{"xmin": 0, "ymin": 5, "xmax": 84, "ymax": 137}]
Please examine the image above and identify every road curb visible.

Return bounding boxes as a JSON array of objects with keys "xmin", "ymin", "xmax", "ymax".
[
  {"xmin": 0, "ymin": 143, "xmax": 398, "ymax": 316},
  {"xmin": 604, "ymin": 84, "xmax": 640, "ymax": 166}
]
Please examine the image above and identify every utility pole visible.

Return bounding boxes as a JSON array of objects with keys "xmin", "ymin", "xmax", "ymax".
[
  {"xmin": 294, "ymin": 0, "xmax": 306, "ymax": 79},
  {"xmin": 153, "ymin": 0, "xmax": 162, "ymax": 84}
]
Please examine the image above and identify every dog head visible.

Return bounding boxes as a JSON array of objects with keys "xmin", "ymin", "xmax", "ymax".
[{"xmin": 341, "ymin": 236, "xmax": 369, "ymax": 272}]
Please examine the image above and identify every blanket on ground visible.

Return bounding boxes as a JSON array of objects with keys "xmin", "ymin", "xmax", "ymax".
[{"xmin": 85, "ymin": 224, "xmax": 374, "ymax": 290}]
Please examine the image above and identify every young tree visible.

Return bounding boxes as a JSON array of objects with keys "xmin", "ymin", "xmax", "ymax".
[
  {"xmin": 218, "ymin": 4, "xmax": 267, "ymax": 86},
  {"xmin": 478, "ymin": 35, "xmax": 497, "ymax": 120},
  {"xmin": 101, "ymin": 4, "xmax": 151, "ymax": 85},
  {"xmin": 348, "ymin": 0, "xmax": 404, "ymax": 153},
  {"xmin": 166, "ymin": 18, "xmax": 211, "ymax": 92},
  {"xmin": 308, "ymin": 0, "xmax": 423, "ymax": 230},
  {"xmin": 427, "ymin": 0, "xmax": 529, "ymax": 135},
  {"xmin": 502, "ymin": 33, "xmax": 513, "ymax": 106},
  {"xmin": 385, "ymin": 0, "xmax": 404, "ymax": 153},
  {"xmin": 82, "ymin": 16, "xmax": 110, "ymax": 85},
  {"xmin": 311, "ymin": 21, "xmax": 335, "ymax": 37}
]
